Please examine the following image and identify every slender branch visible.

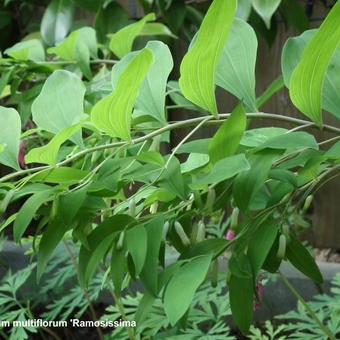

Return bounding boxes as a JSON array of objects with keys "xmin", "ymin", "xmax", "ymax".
[
  {"xmin": 1, "ymin": 112, "xmax": 340, "ymax": 183},
  {"xmin": 279, "ymin": 271, "xmax": 336, "ymax": 340}
]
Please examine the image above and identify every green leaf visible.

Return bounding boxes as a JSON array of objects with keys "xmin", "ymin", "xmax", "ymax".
[
  {"xmin": 0, "ymin": 106, "xmax": 21, "ymax": 170},
  {"xmin": 109, "ymin": 13, "xmax": 156, "ymax": 58},
  {"xmin": 160, "ymin": 156, "xmax": 187, "ymax": 199},
  {"xmin": 164, "ymin": 254, "xmax": 212, "ymax": 325},
  {"xmin": 30, "ymin": 167, "xmax": 88, "ymax": 184},
  {"xmin": 257, "ymin": 132, "xmax": 318, "ymax": 151},
  {"xmin": 141, "ymin": 23, "xmax": 176, "ymax": 38},
  {"xmin": 286, "ymin": 233, "xmax": 323, "ymax": 284},
  {"xmin": 233, "ymin": 150, "xmax": 278, "ymax": 212},
  {"xmin": 140, "ymin": 216, "xmax": 164, "ymax": 295},
  {"xmin": 181, "ymin": 153, "xmax": 209, "ymax": 173},
  {"xmin": 289, "ymin": 1, "xmax": 340, "ymax": 126},
  {"xmin": 32, "ymin": 70, "xmax": 85, "ymax": 145},
  {"xmin": 37, "ymin": 189, "xmax": 86, "ymax": 280},
  {"xmin": 4, "ymin": 39, "xmax": 45, "ymax": 62},
  {"xmin": 229, "ymin": 275, "xmax": 254, "ymax": 334},
  {"xmin": 248, "ymin": 221, "xmax": 279, "ymax": 276},
  {"xmin": 91, "ymin": 48, "xmax": 154, "ymax": 140},
  {"xmin": 111, "ymin": 247, "xmax": 127, "ymax": 296},
  {"xmin": 193, "ymin": 154, "xmax": 250, "ymax": 187},
  {"xmin": 25, "ymin": 123, "xmax": 82, "ymax": 165},
  {"xmin": 48, "ymin": 27, "xmax": 97, "ymax": 79},
  {"xmin": 176, "ymin": 138, "xmax": 211, "ymax": 155},
  {"xmin": 179, "ymin": 0, "xmax": 237, "ymax": 116},
  {"xmin": 126, "ymin": 224, "xmax": 147, "ymax": 276},
  {"xmin": 112, "ymin": 41, "xmax": 173, "ymax": 123},
  {"xmin": 216, "ymin": 19, "xmax": 257, "ymax": 111},
  {"xmin": 79, "ymin": 214, "xmax": 136, "ymax": 287},
  {"xmin": 251, "ymin": 0, "xmax": 281, "ymax": 29},
  {"xmin": 41, "ymin": 0, "xmax": 74, "ymax": 46},
  {"xmin": 209, "ymin": 108, "xmax": 247, "ymax": 164},
  {"xmin": 13, "ymin": 189, "xmax": 55, "ymax": 242},
  {"xmin": 282, "ymin": 29, "xmax": 340, "ymax": 120},
  {"xmin": 237, "ymin": 0, "xmax": 252, "ymax": 21}
]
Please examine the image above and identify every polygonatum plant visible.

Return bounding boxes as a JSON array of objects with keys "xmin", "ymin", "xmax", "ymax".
[{"xmin": 0, "ymin": 0, "xmax": 340, "ymax": 337}]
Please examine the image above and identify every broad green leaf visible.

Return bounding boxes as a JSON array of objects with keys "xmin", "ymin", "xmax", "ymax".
[
  {"xmin": 209, "ymin": 108, "xmax": 247, "ymax": 164},
  {"xmin": 179, "ymin": 0, "xmax": 237, "ymax": 116},
  {"xmin": 40, "ymin": 0, "xmax": 74, "ymax": 46},
  {"xmin": 79, "ymin": 214, "xmax": 136, "ymax": 287},
  {"xmin": 229, "ymin": 275, "xmax": 254, "ymax": 334},
  {"xmin": 241, "ymin": 127, "xmax": 287, "ymax": 147},
  {"xmin": 37, "ymin": 189, "xmax": 86, "ymax": 279},
  {"xmin": 164, "ymin": 254, "xmax": 212, "ymax": 325},
  {"xmin": 136, "ymin": 151, "xmax": 165, "ymax": 166},
  {"xmin": 192, "ymin": 154, "xmax": 250, "ymax": 187},
  {"xmin": 4, "ymin": 39, "xmax": 45, "ymax": 62},
  {"xmin": 180, "ymin": 239, "xmax": 229, "ymax": 260},
  {"xmin": 251, "ymin": 0, "xmax": 281, "ymax": 29},
  {"xmin": 216, "ymin": 19, "xmax": 257, "ymax": 111},
  {"xmin": 257, "ymin": 131, "xmax": 318, "ymax": 151},
  {"xmin": 25, "ymin": 123, "xmax": 82, "ymax": 165},
  {"xmin": 289, "ymin": 1, "xmax": 340, "ymax": 126},
  {"xmin": 181, "ymin": 153, "xmax": 209, "ymax": 173},
  {"xmin": 229, "ymin": 252, "xmax": 252, "ymax": 279},
  {"xmin": 32, "ymin": 70, "xmax": 85, "ymax": 145},
  {"xmin": 30, "ymin": 167, "xmax": 88, "ymax": 184},
  {"xmin": 109, "ymin": 13, "xmax": 156, "ymax": 58},
  {"xmin": 48, "ymin": 27, "xmax": 97, "ymax": 79},
  {"xmin": 282, "ymin": 29, "xmax": 340, "ymax": 120},
  {"xmin": 176, "ymin": 138, "xmax": 211, "ymax": 155},
  {"xmin": 112, "ymin": 41, "xmax": 173, "ymax": 123},
  {"xmin": 140, "ymin": 216, "xmax": 164, "ymax": 295},
  {"xmin": 126, "ymin": 224, "xmax": 147, "ymax": 275},
  {"xmin": 111, "ymin": 247, "xmax": 127, "ymax": 296},
  {"xmin": 233, "ymin": 150, "xmax": 278, "ymax": 212},
  {"xmin": 248, "ymin": 221, "xmax": 279, "ymax": 276},
  {"xmin": 141, "ymin": 23, "xmax": 176, "ymax": 38},
  {"xmin": 92, "ymin": 48, "xmax": 154, "ymax": 140},
  {"xmin": 159, "ymin": 157, "xmax": 187, "ymax": 199},
  {"xmin": 13, "ymin": 189, "xmax": 55, "ymax": 242},
  {"xmin": 0, "ymin": 107, "xmax": 21, "ymax": 170},
  {"xmin": 286, "ymin": 233, "xmax": 323, "ymax": 284}
]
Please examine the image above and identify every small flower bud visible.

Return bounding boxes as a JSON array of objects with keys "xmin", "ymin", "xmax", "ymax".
[
  {"xmin": 162, "ymin": 221, "xmax": 170, "ymax": 241},
  {"xmin": 230, "ymin": 207, "xmax": 239, "ymax": 229},
  {"xmin": 196, "ymin": 221, "xmax": 206, "ymax": 243},
  {"xmin": 174, "ymin": 221, "xmax": 190, "ymax": 247},
  {"xmin": 149, "ymin": 201, "xmax": 158, "ymax": 214},
  {"xmin": 128, "ymin": 198, "xmax": 136, "ymax": 217},
  {"xmin": 303, "ymin": 195, "xmax": 313, "ymax": 212},
  {"xmin": 226, "ymin": 229, "xmax": 236, "ymax": 241},
  {"xmin": 277, "ymin": 234, "xmax": 287, "ymax": 259},
  {"xmin": 116, "ymin": 231, "xmax": 125, "ymax": 250}
]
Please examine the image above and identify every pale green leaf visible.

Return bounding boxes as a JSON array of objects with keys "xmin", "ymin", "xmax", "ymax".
[
  {"xmin": 32, "ymin": 70, "xmax": 86, "ymax": 145},
  {"xmin": 4, "ymin": 39, "xmax": 45, "ymax": 62},
  {"xmin": 40, "ymin": 0, "xmax": 74, "ymax": 46},
  {"xmin": 289, "ymin": 1, "xmax": 340, "ymax": 126},
  {"xmin": 237, "ymin": 0, "xmax": 252, "ymax": 20},
  {"xmin": 0, "ymin": 106, "xmax": 21, "ymax": 170},
  {"xmin": 140, "ymin": 23, "xmax": 177, "ymax": 38},
  {"xmin": 92, "ymin": 48, "xmax": 154, "ymax": 140},
  {"xmin": 164, "ymin": 255, "xmax": 212, "ymax": 325},
  {"xmin": 282, "ymin": 29, "xmax": 340, "ymax": 120},
  {"xmin": 216, "ymin": 19, "xmax": 257, "ymax": 111},
  {"xmin": 109, "ymin": 13, "xmax": 156, "ymax": 58},
  {"xmin": 112, "ymin": 41, "xmax": 173, "ymax": 123},
  {"xmin": 25, "ymin": 123, "xmax": 82, "ymax": 165},
  {"xmin": 251, "ymin": 0, "xmax": 281, "ymax": 29},
  {"xmin": 181, "ymin": 153, "xmax": 209, "ymax": 173},
  {"xmin": 179, "ymin": 0, "xmax": 237, "ymax": 116}
]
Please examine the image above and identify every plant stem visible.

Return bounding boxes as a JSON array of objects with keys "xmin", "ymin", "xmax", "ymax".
[
  {"xmin": 279, "ymin": 271, "xmax": 336, "ymax": 340},
  {"xmin": 2, "ymin": 112, "xmax": 340, "ymax": 183}
]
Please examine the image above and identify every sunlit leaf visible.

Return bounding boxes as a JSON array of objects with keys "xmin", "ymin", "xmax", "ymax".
[
  {"xmin": 179, "ymin": 0, "xmax": 237, "ymax": 116},
  {"xmin": 289, "ymin": 1, "xmax": 340, "ymax": 125},
  {"xmin": 251, "ymin": 0, "xmax": 281, "ymax": 29},
  {"xmin": 4, "ymin": 39, "xmax": 45, "ymax": 62},
  {"xmin": 109, "ymin": 13, "xmax": 156, "ymax": 58},
  {"xmin": 92, "ymin": 48, "xmax": 154, "ymax": 140}
]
